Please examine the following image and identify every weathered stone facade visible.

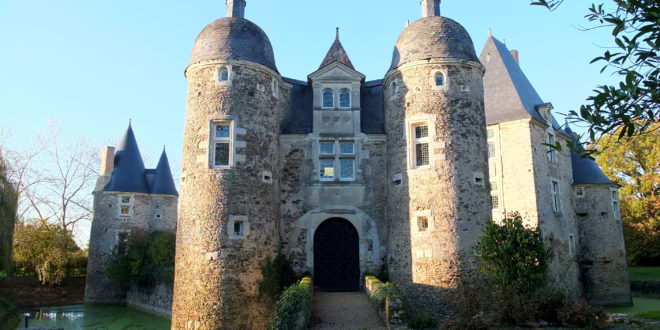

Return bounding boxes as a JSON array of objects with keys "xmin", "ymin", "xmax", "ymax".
[{"xmin": 88, "ymin": 0, "xmax": 631, "ymax": 327}]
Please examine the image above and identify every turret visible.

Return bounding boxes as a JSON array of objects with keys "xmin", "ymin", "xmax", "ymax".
[
  {"xmin": 384, "ymin": 1, "xmax": 489, "ymax": 321},
  {"xmin": 172, "ymin": 0, "xmax": 283, "ymax": 328}
]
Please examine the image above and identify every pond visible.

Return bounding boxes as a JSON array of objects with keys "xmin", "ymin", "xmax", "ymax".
[{"xmin": 17, "ymin": 304, "xmax": 170, "ymax": 329}]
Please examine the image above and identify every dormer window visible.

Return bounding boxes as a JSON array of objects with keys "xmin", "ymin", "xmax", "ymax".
[
  {"xmin": 339, "ymin": 89, "xmax": 351, "ymax": 108},
  {"xmin": 435, "ymin": 73, "xmax": 444, "ymax": 86},
  {"xmin": 218, "ymin": 67, "xmax": 229, "ymax": 82},
  {"xmin": 322, "ymin": 89, "xmax": 334, "ymax": 108}
]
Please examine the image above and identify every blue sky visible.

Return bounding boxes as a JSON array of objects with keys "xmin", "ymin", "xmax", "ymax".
[{"xmin": 0, "ymin": 0, "xmax": 617, "ymax": 243}]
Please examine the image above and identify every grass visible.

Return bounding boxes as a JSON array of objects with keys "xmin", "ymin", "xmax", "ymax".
[
  {"xmin": 629, "ymin": 267, "xmax": 660, "ymax": 281},
  {"xmin": 636, "ymin": 310, "xmax": 660, "ymax": 320}
]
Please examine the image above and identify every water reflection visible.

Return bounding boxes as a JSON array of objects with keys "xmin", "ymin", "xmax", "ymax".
[{"xmin": 19, "ymin": 304, "xmax": 170, "ymax": 329}]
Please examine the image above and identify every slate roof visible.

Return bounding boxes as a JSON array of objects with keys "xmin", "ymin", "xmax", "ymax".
[
  {"xmin": 188, "ymin": 17, "xmax": 277, "ymax": 72},
  {"xmin": 480, "ymin": 36, "xmax": 549, "ymax": 125},
  {"xmin": 104, "ymin": 124, "xmax": 178, "ymax": 196},
  {"xmin": 390, "ymin": 16, "xmax": 479, "ymax": 71},
  {"xmin": 564, "ymin": 125, "xmax": 616, "ymax": 185},
  {"xmin": 319, "ymin": 30, "xmax": 355, "ymax": 70},
  {"xmin": 279, "ymin": 79, "xmax": 386, "ymax": 135}
]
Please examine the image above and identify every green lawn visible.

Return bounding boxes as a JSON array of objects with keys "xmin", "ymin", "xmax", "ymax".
[{"xmin": 629, "ymin": 267, "xmax": 660, "ymax": 281}]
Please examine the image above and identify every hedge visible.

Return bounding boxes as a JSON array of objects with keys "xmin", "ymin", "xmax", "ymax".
[{"xmin": 267, "ymin": 277, "xmax": 313, "ymax": 330}]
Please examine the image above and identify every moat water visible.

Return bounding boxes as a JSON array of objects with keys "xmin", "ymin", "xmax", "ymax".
[{"xmin": 17, "ymin": 304, "xmax": 170, "ymax": 329}]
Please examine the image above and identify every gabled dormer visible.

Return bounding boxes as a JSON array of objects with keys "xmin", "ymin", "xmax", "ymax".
[{"xmin": 309, "ymin": 29, "xmax": 365, "ymax": 135}]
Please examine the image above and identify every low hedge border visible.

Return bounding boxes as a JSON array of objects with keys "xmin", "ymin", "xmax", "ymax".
[
  {"xmin": 364, "ymin": 276, "xmax": 406, "ymax": 325},
  {"xmin": 267, "ymin": 276, "xmax": 313, "ymax": 330}
]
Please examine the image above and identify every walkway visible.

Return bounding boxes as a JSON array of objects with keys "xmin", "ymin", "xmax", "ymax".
[{"xmin": 310, "ymin": 291, "xmax": 385, "ymax": 330}]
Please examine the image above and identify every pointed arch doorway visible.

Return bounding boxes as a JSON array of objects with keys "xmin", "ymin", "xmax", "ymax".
[{"xmin": 313, "ymin": 218, "xmax": 360, "ymax": 291}]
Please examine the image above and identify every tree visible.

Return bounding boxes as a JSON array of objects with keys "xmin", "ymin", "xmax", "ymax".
[
  {"xmin": 0, "ymin": 153, "xmax": 18, "ymax": 275},
  {"xmin": 1, "ymin": 122, "xmax": 99, "ymax": 234},
  {"xmin": 12, "ymin": 219, "xmax": 86, "ymax": 285},
  {"xmin": 596, "ymin": 122, "xmax": 660, "ymax": 265},
  {"xmin": 532, "ymin": 0, "xmax": 659, "ymax": 154}
]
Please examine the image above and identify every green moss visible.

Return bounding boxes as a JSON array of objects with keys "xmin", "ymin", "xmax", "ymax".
[{"xmin": 629, "ymin": 267, "xmax": 660, "ymax": 281}]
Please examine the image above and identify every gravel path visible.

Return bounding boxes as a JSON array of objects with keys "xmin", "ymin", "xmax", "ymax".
[{"xmin": 310, "ymin": 291, "xmax": 385, "ymax": 329}]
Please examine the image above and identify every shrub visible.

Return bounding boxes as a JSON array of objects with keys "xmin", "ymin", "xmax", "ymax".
[
  {"xmin": 476, "ymin": 212, "xmax": 552, "ymax": 294},
  {"xmin": 106, "ymin": 230, "xmax": 175, "ymax": 291},
  {"xmin": 258, "ymin": 254, "xmax": 297, "ymax": 300},
  {"xmin": 12, "ymin": 219, "xmax": 86, "ymax": 285},
  {"xmin": 407, "ymin": 311, "xmax": 438, "ymax": 329},
  {"xmin": 558, "ymin": 299, "xmax": 605, "ymax": 329},
  {"xmin": 450, "ymin": 278, "xmax": 492, "ymax": 329},
  {"xmin": 369, "ymin": 282, "xmax": 404, "ymax": 312},
  {"xmin": 267, "ymin": 277, "xmax": 313, "ymax": 330}
]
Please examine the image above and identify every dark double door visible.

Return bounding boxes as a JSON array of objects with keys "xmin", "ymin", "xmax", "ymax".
[{"xmin": 313, "ymin": 218, "xmax": 360, "ymax": 291}]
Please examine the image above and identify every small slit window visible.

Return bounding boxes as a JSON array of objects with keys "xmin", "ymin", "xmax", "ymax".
[
  {"xmin": 611, "ymin": 188, "xmax": 620, "ymax": 220},
  {"xmin": 418, "ymin": 216, "xmax": 429, "ymax": 232},
  {"xmin": 322, "ymin": 90, "xmax": 334, "ymax": 109},
  {"xmin": 575, "ymin": 187, "xmax": 584, "ymax": 198},
  {"xmin": 551, "ymin": 179, "xmax": 561, "ymax": 213},
  {"xmin": 435, "ymin": 73, "xmax": 444, "ymax": 86},
  {"xmin": 339, "ymin": 90, "xmax": 351, "ymax": 108},
  {"xmin": 547, "ymin": 132, "xmax": 556, "ymax": 163}
]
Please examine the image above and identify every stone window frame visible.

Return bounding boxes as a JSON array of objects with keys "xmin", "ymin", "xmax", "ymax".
[
  {"xmin": 228, "ymin": 215, "xmax": 249, "ymax": 239},
  {"xmin": 318, "ymin": 139, "xmax": 356, "ymax": 182},
  {"xmin": 118, "ymin": 194, "xmax": 133, "ymax": 217},
  {"xmin": 408, "ymin": 121, "xmax": 431, "ymax": 169},
  {"xmin": 546, "ymin": 131, "xmax": 557, "ymax": 163},
  {"xmin": 575, "ymin": 187, "xmax": 585, "ymax": 198},
  {"xmin": 413, "ymin": 210, "xmax": 433, "ymax": 233},
  {"xmin": 488, "ymin": 142, "xmax": 496, "ymax": 159},
  {"xmin": 216, "ymin": 65, "xmax": 231, "ymax": 84},
  {"xmin": 322, "ymin": 89, "xmax": 335, "ymax": 109},
  {"xmin": 271, "ymin": 78, "xmax": 279, "ymax": 98},
  {"xmin": 550, "ymin": 178, "xmax": 562, "ymax": 214},
  {"xmin": 610, "ymin": 187, "xmax": 621, "ymax": 220},
  {"xmin": 430, "ymin": 69, "xmax": 449, "ymax": 91},
  {"xmin": 211, "ymin": 120, "xmax": 234, "ymax": 169},
  {"xmin": 338, "ymin": 89, "xmax": 351, "ymax": 109}
]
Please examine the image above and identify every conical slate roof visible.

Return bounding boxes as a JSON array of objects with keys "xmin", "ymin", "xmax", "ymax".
[
  {"xmin": 480, "ymin": 36, "xmax": 547, "ymax": 125},
  {"xmin": 104, "ymin": 124, "xmax": 178, "ymax": 196},
  {"xmin": 104, "ymin": 123, "xmax": 149, "ymax": 194},
  {"xmin": 150, "ymin": 149, "xmax": 179, "ymax": 196},
  {"xmin": 564, "ymin": 125, "xmax": 616, "ymax": 185},
  {"xmin": 319, "ymin": 29, "xmax": 355, "ymax": 70}
]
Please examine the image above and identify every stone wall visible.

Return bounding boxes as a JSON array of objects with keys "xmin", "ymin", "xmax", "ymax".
[
  {"xmin": 384, "ymin": 60, "xmax": 489, "ymax": 322},
  {"xmin": 126, "ymin": 283, "xmax": 173, "ymax": 319},
  {"xmin": 172, "ymin": 60, "xmax": 283, "ymax": 329},
  {"xmin": 576, "ymin": 184, "xmax": 631, "ymax": 305}
]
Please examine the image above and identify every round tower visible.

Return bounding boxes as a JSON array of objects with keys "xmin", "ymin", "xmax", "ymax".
[
  {"xmin": 171, "ymin": 0, "xmax": 282, "ymax": 328},
  {"xmin": 384, "ymin": 0, "xmax": 491, "ymax": 320}
]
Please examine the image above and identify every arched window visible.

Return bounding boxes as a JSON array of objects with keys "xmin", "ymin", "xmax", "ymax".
[
  {"xmin": 339, "ymin": 90, "xmax": 351, "ymax": 108},
  {"xmin": 322, "ymin": 90, "xmax": 334, "ymax": 108},
  {"xmin": 435, "ymin": 72, "xmax": 444, "ymax": 86},
  {"xmin": 219, "ymin": 67, "xmax": 229, "ymax": 82}
]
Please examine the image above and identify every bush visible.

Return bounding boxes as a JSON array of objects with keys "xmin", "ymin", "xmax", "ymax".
[
  {"xmin": 369, "ymin": 282, "xmax": 404, "ymax": 312},
  {"xmin": 258, "ymin": 254, "xmax": 297, "ymax": 300},
  {"xmin": 407, "ymin": 311, "xmax": 438, "ymax": 329},
  {"xmin": 106, "ymin": 230, "xmax": 175, "ymax": 291},
  {"xmin": 450, "ymin": 278, "xmax": 492, "ymax": 329},
  {"xmin": 12, "ymin": 219, "xmax": 86, "ymax": 285},
  {"xmin": 476, "ymin": 212, "xmax": 552, "ymax": 294},
  {"xmin": 267, "ymin": 277, "xmax": 312, "ymax": 330},
  {"xmin": 558, "ymin": 299, "xmax": 605, "ymax": 329}
]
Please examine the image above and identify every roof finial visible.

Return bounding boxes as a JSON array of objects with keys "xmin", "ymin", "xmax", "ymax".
[
  {"xmin": 421, "ymin": 0, "xmax": 441, "ymax": 17},
  {"xmin": 489, "ymin": 28, "xmax": 492, "ymax": 37},
  {"xmin": 406, "ymin": 19, "xmax": 410, "ymax": 27},
  {"xmin": 226, "ymin": 0, "xmax": 246, "ymax": 18},
  {"xmin": 336, "ymin": 27, "xmax": 339, "ymax": 40}
]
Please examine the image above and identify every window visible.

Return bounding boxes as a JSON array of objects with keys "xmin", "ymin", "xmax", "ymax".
[
  {"xmin": 575, "ymin": 187, "xmax": 585, "ymax": 198},
  {"xmin": 490, "ymin": 182, "xmax": 498, "ymax": 191},
  {"xmin": 117, "ymin": 231, "xmax": 129, "ymax": 254},
  {"xmin": 547, "ymin": 132, "xmax": 556, "ymax": 163},
  {"xmin": 491, "ymin": 195, "xmax": 499, "ymax": 209},
  {"xmin": 435, "ymin": 73, "xmax": 444, "ymax": 86},
  {"xmin": 118, "ymin": 195, "xmax": 132, "ymax": 217},
  {"xmin": 339, "ymin": 89, "xmax": 351, "ymax": 108},
  {"xmin": 413, "ymin": 124, "xmax": 429, "ymax": 167},
  {"xmin": 229, "ymin": 215, "xmax": 249, "ymax": 239},
  {"xmin": 233, "ymin": 220, "xmax": 244, "ymax": 237},
  {"xmin": 213, "ymin": 122, "xmax": 232, "ymax": 168},
  {"xmin": 418, "ymin": 216, "xmax": 429, "ymax": 232},
  {"xmin": 322, "ymin": 90, "xmax": 334, "ymax": 108},
  {"xmin": 487, "ymin": 129, "xmax": 495, "ymax": 139},
  {"xmin": 488, "ymin": 143, "xmax": 496, "ymax": 158},
  {"xmin": 611, "ymin": 188, "xmax": 620, "ymax": 220},
  {"xmin": 569, "ymin": 234, "xmax": 575, "ymax": 257},
  {"xmin": 319, "ymin": 140, "xmax": 356, "ymax": 181},
  {"xmin": 551, "ymin": 179, "xmax": 561, "ymax": 213}
]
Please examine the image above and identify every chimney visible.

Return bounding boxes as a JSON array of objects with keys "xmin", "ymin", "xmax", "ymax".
[
  {"xmin": 226, "ymin": 0, "xmax": 246, "ymax": 18},
  {"xmin": 100, "ymin": 146, "xmax": 115, "ymax": 176},
  {"xmin": 421, "ymin": 0, "xmax": 441, "ymax": 17},
  {"xmin": 510, "ymin": 50, "xmax": 519, "ymax": 64}
]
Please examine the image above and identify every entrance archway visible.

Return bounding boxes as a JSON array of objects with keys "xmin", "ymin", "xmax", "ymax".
[{"xmin": 313, "ymin": 218, "xmax": 360, "ymax": 291}]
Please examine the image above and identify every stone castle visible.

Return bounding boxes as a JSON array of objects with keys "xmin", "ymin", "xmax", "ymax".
[{"xmin": 85, "ymin": 0, "xmax": 631, "ymax": 327}]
